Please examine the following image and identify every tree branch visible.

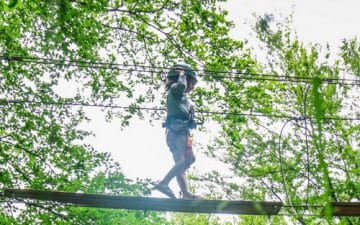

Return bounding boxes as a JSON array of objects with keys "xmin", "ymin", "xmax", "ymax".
[
  {"xmin": 101, "ymin": 23, "xmax": 158, "ymax": 43},
  {"xmin": 24, "ymin": 200, "xmax": 70, "ymax": 221},
  {"xmin": 132, "ymin": 13, "xmax": 203, "ymax": 65},
  {"xmin": 260, "ymin": 178, "xmax": 283, "ymax": 202},
  {"xmin": 107, "ymin": 0, "xmax": 176, "ymax": 14}
]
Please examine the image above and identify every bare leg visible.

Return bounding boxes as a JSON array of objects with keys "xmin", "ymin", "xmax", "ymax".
[
  {"xmin": 158, "ymin": 131, "xmax": 188, "ymax": 186},
  {"xmin": 176, "ymin": 171, "xmax": 188, "ymax": 194},
  {"xmin": 171, "ymin": 152, "xmax": 200, "ymax": 199},
  {"xmin": 157, "ymin": 130, "xmax": 201, "ymax": 198},
  {"xmin": 155, "ymin": 151, "xmax": 185, "ymax": 198},
  {"xmin": 158, "ymin": 152, "xmax": 186, "ymax": 186}
]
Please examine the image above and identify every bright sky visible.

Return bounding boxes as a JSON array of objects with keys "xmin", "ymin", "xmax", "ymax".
[
  {"xmin": 81, "ymin": 0, "xmax": 360, "ymax": 197},
  {"xmin": 225, "ymin": 0, "xmax": 360, "ymax": 46}
]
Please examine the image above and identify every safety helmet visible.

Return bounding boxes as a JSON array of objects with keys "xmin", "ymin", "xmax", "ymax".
[{"xmin": 166, "ymin": 64, "xmax": 198, "ymax": 81}]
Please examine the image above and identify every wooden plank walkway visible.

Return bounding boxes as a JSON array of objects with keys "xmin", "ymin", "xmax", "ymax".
[
  {"xmin": 329, "ymin": 202, "xmax": 360, "ymax": 217},
  {"xmin": 4, "ymin": 189, "xmax": 282, "ymax": 215}
]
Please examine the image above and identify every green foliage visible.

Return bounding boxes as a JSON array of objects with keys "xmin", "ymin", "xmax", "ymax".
[
  {"xmin": 1, "ymin": 1, "xmax": 359, "ymax": 224},
  {"xmin": 0, "ymin": 0, "xmax": 249, "ymax": 224},
  {"xmin": 192, "ymin": 14, "xmax": 359, "ymax": 225},
  {"xmin": 170, "ymin": 213, "xmax": 226, "ymax": 225},
  {"xmin": 341, "ymin": 38, "xmax": 360, "ymax": 76},
  {"xmin": 65, "ymin": 207, "xmax": 168, "ymax": 225}
]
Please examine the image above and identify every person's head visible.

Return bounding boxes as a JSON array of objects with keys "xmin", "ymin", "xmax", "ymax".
[{"xmin": 165, "ymin": 64, "xmax": 198, "ymax": 92}]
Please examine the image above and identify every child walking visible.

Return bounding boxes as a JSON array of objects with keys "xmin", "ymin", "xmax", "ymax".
[{"xmin": 155, "ymin": 64, "xmax": 201, "ymax": 199}]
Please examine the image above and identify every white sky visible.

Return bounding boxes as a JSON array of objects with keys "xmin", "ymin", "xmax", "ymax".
[
  {"xmin": 225, "ymin": 0, "xmax": 360, "ymax": 46},
  {"xmin": 81, "ymin": 0, "xmax": 360, "ymax": 197}
]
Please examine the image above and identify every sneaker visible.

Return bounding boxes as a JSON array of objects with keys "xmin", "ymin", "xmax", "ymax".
[
  {"xmin": 154, "ymin": 183, "xmax": 176, "ymax": 199},
  {"xmin": 181, "ymin": 192, "xmax": 203, "ymax": 199}
]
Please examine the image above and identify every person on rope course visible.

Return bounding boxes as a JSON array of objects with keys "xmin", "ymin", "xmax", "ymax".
[{"xmin": 155, "ymin": 64, "xmax": 202, "ymax": 199}]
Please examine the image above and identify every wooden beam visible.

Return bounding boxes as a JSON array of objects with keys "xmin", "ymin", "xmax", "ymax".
[
  {"xmin": 4, "ymin": 189, "xmax": 282, "ymax": 215},
  {"xmin": 327, "ymin": 202, "xmax": 360, "ymax": 217}
]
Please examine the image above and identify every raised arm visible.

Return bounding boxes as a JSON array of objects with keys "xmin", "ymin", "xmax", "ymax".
[{"xmin": 169, "ymin": 68, "xmax": 187, "ymax": 95}]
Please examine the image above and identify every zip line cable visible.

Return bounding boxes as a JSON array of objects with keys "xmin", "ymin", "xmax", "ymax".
[
  {"xmin": 277, "ymin": 118, "xmax": 294, "ymax": 208},
  {"xmin": 303, "ymin": 85, "xmax": 312, "ymax": 209},
  {"xmin": 1, "ymin": 56, "xmax": 360, "ymax": 85},
  {"xmin": 1, "ymin": 99, "xmax": 359, "ymax": 121},
  {"xmin": 2, "ymin": 56, "xmax": 310, "ymax": 83},
  {"xmin": 0, "ymin": 55, "xmax": 354, "ymax": 84}
]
